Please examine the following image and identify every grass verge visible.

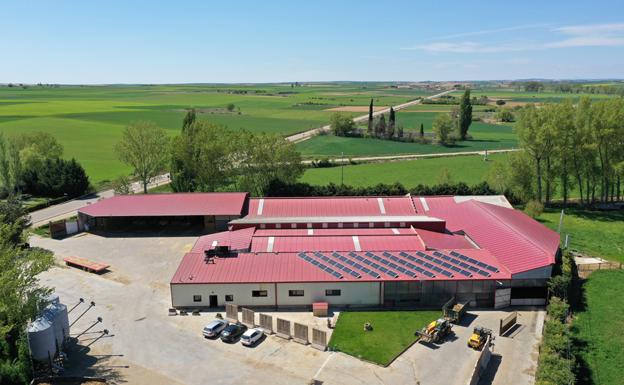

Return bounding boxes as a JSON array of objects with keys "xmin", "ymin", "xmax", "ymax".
[{"xmin": 328, "ymin": 310, "xmax": 439, "ymax": 365}]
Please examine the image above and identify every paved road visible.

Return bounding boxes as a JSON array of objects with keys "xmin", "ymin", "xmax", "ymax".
[
  {"xmin": 286, "ymin": 89, "xmax": 455, "ymax": 143},
  {"xmin": 29, "ymin": 174, "xmax": 171, "ymax": 228},
  {"xmin": 301, "ymin": 148, "xmax": 519, "ymax": 164}
]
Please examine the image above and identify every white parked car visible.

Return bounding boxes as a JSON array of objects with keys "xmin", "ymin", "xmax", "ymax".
[
  {"xmin": 240, "ymin": 328, "xmax": 264, "ymax": 346},
  {"xmin": 203, "ymin": 319, "xmax": 228, "ymax": 338}
]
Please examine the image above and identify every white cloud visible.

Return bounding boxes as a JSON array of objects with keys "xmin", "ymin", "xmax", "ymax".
[{"xmin": 407, "ymin": 22, "xmax": 624, "ymax": 53}]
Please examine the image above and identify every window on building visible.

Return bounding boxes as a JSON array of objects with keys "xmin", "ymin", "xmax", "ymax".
[
  {"xmin": 225, "ymin": 295, "xmax": 234, "ymax": 302},
  {"xmin": 325, "ymin": 289, "xmax": 341, "ymax": 296},
  {"xmin": 291, "ymin": 223, "xmax": 297, "ymax": 229},
  {"xmin": 276, "ymin": 223, "xmax": 281, "ymax": 229},
  {"xmin": 322, "ymin": 223, "xmax": 328, "ymax": 228},
  {"xmin": 288, "ymin": 289, "xmax": 304, "ymax": 297},
  {"xmin": 193, "ymin": 295, "xmax": 202, "ymax": 302},
  {"xmin": 252, "ymin": 290, "xmax": 268, "ymax": 297},
  {"xmin": 260, "ymin": 223, "xmax": 266, "ymax": 229}
]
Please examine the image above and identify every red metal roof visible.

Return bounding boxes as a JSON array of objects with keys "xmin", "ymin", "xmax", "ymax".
[
  {"xmin": 171, "ymin": 248, "xmax": 511, "ymax": 284},
  {"xmin": 416, "ymin": 228, "xmax": 475, "ymax": 250},
  {"xmin": 247, "ymin": 196, "xmax": 417, "ymax": 217},
  {"xmin": 421, "ymin": 199, "xmax": 559, "ymax": 274},
  {"xmin": 191, "ymin": 227, "xmax": 255, "ymax": 252},
  {"xmin": 79, "ymin": 192, "xmax": 248, "ymax": 217},
  {"xmin": 253, "ymin": 228, "xmax": 417, "ymax": 237},
  {"xmin": 250, "ymin": 235, "xmax": 425, "ymax": 253}
]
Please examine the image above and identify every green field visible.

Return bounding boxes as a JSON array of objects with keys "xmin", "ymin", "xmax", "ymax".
[
  {"xmin": 0, "ymin": 83, "xmax": 434, "ymax": 183},
  {"xmin": 448, "ymin": 89, "xmax": 615, "ymax": 103},
  {"xmin": 573, "ymin": 270, "xmax": 624, "ymax": 385},
  {"xmin": 328, "ymin": 310, "xmax": 440, "ymax": 365},
  {"xmin": 301, "ymin": 153, "xmax": 502, "ymax": 187},
  {"xmin": 298, "ymin": 117, "xmax": 516, "ymax": 157},
  {"xmin": 538, "ymin": 208, "xmax": 624, "ymax": 262}
]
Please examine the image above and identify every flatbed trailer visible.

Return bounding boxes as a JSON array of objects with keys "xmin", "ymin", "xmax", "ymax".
[{"xmin": 63, "ymin": 256, "xmax": 110, "ymax": 273}]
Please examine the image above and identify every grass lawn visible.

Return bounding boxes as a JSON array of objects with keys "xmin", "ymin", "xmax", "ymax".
[
  {"xmin": 537, "ymin": 208, "xmax": 624, "ymax": 262},
  {"xmin": 300, "ymin": 152, "xmax": 502, "ymax": 187},
  {"xmin": 328, "ymin": 310, "xmax": 440, "ymax": 365},
  {"xmin": 573, "ymin": 270, "xmax": 624, "ymax": 385}
]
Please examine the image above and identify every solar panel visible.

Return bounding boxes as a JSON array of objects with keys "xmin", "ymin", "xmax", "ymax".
[
  {"xmin": 432, "ymin": 251, "xmax": 474, "ymax": 277},
  {"xmin": 358, "ymin": 252, "xmax": 400, "ymax": 278},
  {"xmin": 297, "ymin": 253, "xmax": 344, "ymax": 279},
  {"xmin": 329, "ymin": 252, "xmax": 380, "ymax": 279},
  {"xmin": 449, "ymin": 251, "xmax": 499, "ymax": 273},
  {"xmin": 399, "ymin": 251, "xmax": 455, "ymax": 278},
  {"xmin": 311, "ymin": 252, "xmax": 362, "ymax": 279}
]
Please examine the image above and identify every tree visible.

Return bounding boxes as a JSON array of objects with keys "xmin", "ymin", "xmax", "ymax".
[
  {"xmin": 116, "ymin": 122, "xmax": 170, "ymax": 193},
  {"xmin": 182, "ymin": 108, "xmax": 196, "ymax": 132},
  {"xmin": 375, "ymin": 115, "xmax": 386, "ymax": 138},
  {"xmin": 226, "ymin": 103, "xmax": 236, "ymax": 112},
  {"xmin": 458, "ymin": 89, "xmax": 472, "ymax": 140},
  {"xmin": 0, "ymin": 132, "xmax": 12, "ymax": 195},
  {"xmin": 330, "ymin": 113, "xmax": 356, "ymax": 137},
  {"xmin": 496, "ymin": 109, "xmax": 514, "ymax": 122},
  {"xmin": 397, "ymin": 124, "xmax": 404, "ymax": 139},
  {"xmin": 420, "ymin": 123, "xmax": 425, "ymax": 138},
  {"xmin": 367, "ymin": 98, "xmax": 374, "ymax": 135},
  {"xmin": 112, "ymin": 175, "xmax": 133, "ymax": 195},
  {"xmin": 0, "ymin": 199, "xmax": 53, "ymax": 384},
  {"xmin": 524, "ymin": 199, "xmax": 544, "ymax": 218},
  {"xmin": 524, "ymin": 81, "xmax": 543, "ymax": 92},
  {"xmin": 432, "ymin": 113, "xmax": 454, "ymax": 145},
  {"xmin": 9, "ymin": 132, "xmax": 63, "ymax": 171},
  {"xmin": 516, "ymin": 105, "xmax": 551, "ymax": 202},
  {"xmin": 21, "ymin": 158, "xmax": 90, "ymax": 198},
  {"xmin": 387, "ymin": 107, "xmax": 396, "ymax": 138}
]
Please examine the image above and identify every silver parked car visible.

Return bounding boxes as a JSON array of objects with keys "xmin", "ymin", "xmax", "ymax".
[{"xmin": 202, "ymin": 319, "xmax": 228, "ymax": 338}]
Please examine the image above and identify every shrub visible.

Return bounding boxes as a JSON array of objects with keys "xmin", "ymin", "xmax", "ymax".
[
  {"xmin": 496, "ymin": 99, "xmax": 506, "ymax": 106},
  {"xmin": 330, "ymin": 113, "xmax": 356, "ymax": 137},
  {"xmin": 524, "ymin": 199, "xmax": 544, "ymax": 218}
]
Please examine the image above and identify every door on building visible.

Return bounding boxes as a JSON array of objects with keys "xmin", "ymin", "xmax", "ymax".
[{"xmin": 209, "ymin": 295, "xmax": 218, "ymax": 307}]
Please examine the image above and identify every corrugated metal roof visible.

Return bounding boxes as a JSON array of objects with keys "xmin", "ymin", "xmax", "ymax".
[
  {"xmin": 421, "ymin": 199, "xmax": 559, "ymax": 274},
  {"xmin": 250, "ymin": 235, "xmax": 425, "ymax": 252},
  {"xmin": 170, "ymin": 248, "xmax": 511, "ymax": 284},
  {"xmin": 79, "ymin": 192, "xmax": 249, "ymax": 217},
  {"xmin": 416, "ymin": 228, "xmax": 475, "ymax": 250},
  {"xmin": 230, "ymin": 215, "xmax": 444, "ymax": 225},
  {"xmin": 247, "ymin": 196, "xmax": 417, "ymax": 217},
  {"xmin": 191, "ymin": 227, "xmax": 255, "ymax": 252},
  {"xmin": 253, "ymin": 228, "xmax": 417, "ymax": 237}
]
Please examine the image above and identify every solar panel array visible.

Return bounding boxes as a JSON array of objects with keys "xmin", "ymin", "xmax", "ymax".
[
  {"xmin": 330, "ymin": 252, "xmax": 381, "ymax": 279},
  {"xmin": 450, "ymin": 251, "xmax": 499, "ymax": 273},
  {"xmin": 311, "ymin": 252, "xmax": 362, "ymax": 279},
  {"xmin": 349, "ymin": 252, "xmax": 400, "ymax": 278},
  {"xmin": 296, "ymin": 249, "xmax": 499, "ymax": 281},
  {"xmin": 297, "ymin": 253, "xmax": 343, "ymax": 279},
  {"xmin": 381, "ymin": 252, "xmax": 435, "ymax": 278}
]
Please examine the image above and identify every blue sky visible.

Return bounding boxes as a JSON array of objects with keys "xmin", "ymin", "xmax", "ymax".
[{"xmin": 1, "ymin": 0, "xmax": 624, "ymax": 83}]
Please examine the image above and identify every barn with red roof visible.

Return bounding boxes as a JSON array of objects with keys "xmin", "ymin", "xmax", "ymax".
[{"xmin": 162, "ymin": 194, "xmax": 560, "ymax": 310}]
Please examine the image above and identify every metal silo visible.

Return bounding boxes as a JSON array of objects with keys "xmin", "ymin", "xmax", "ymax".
[{"xmin": 27, "ymin": 316, "xmax": 57, "ymax": 362}]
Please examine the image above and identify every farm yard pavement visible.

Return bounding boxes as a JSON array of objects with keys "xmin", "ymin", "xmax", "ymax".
[{"xmin": 31, "ymin": 233, "xmax": 542, "ymax": 385}]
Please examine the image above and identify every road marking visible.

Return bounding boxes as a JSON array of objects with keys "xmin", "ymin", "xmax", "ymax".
[{"xmin": 313, "ymin": 352, "xmax": 334, "ymax": 380}]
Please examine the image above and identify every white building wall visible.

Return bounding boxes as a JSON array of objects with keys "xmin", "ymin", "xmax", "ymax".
[
  {"xmin": 276, "ymin": 282, "xmax": 380, "ymax": 306},
  {"xmin": 171, "ymin": 283, "xmax": 277, "ymax": 308},
  {"xmin": 171, "ymin": 281, "xmax": 381, "ymax": 308}
]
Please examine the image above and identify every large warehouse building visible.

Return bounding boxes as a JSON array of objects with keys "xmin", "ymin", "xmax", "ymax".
[{"xmin": 162, "ymin": 194, "xmax": 560, "ymax": 310}]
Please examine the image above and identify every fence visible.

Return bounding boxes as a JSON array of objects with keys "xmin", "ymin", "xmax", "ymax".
[
  {"xmin": 311, "ymin": 328, "xmax": 328, "ymax": 351},
  {"xmin": 577, "ymin": 262, "xmax": 623, "ymax": 278},
  {"xmin": 241, "ymin": 308, "xmax": 255, "ymax": 326},
  {"xmin": 276, "ymin": 318, "xmax": 291, "ymax": 339},
  {"xmin": 225, "ymin": 304, "xmax": 238, "ymax": 322},
  {"xmin": 258, "ymin": 313, "xmax": 273, "ymax": 334},
  {"xmin": 293, "ymin": 323, "xmax": 309, "ymax": 345}
]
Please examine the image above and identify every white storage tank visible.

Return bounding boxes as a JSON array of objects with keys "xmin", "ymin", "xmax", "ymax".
[
  {"xmin": 27, "ymin": 317, "xmax": 56, "ymax": 361},
  {"xmin": 44, "ymin": 302, "xmax": 70, "ymax": 346}
]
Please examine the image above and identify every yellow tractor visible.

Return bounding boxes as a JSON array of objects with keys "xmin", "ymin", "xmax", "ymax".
[
  {"xmin": 416, "ymin": 318, "xmax": 453, "ymax": 344},
  {"xmin": 468, "ymin": 326, "xmax": 493, "ymax": 350}
]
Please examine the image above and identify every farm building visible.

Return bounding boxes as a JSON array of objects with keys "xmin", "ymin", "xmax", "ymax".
[
  {"xmin": 77, "ymin": 192, "xmax": 249, "ymax": 233},
  {"xmin": 168, "ymin": 194, "xmax": 560, "ymax": 310}
]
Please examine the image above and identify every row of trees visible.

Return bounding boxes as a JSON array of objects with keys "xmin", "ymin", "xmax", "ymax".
[
  {"xmin": 0, "ymin": 198, "xmax": 54, "ymax": 384},
  {"xmin": 514, "ymin": 98, "xmax": 624, "ymax": 206},
  {"xmin": 116, "ymin": 111, "xmax": 304, "ymax": 196},
  {"xmin": 0, "ymin": 132, "xmax": 90, "ymax": 198}
]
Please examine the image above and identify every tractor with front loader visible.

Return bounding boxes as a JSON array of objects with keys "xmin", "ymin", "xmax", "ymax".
[
  {"xmin": 467, "ymin": 326, "xmax": 494, "ymax": 350},
  {"xmin": 415, "ymin": 318, "xmax": 453, "ymax": 344}
]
